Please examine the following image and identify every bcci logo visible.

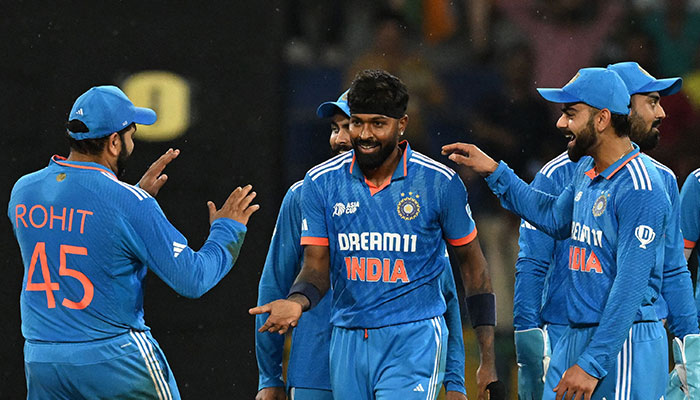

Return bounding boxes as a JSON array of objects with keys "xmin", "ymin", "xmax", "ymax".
[
  {"xmin": 592, "ymin": 194, "xmax": 607, "ymax": 217},
  {"xmin": 635, "ymin": 225, "xmax": 655, "ymax": 249},
  {"xmin": 397, "ymin": 192, "xmax": 420, "ymax": 221}
]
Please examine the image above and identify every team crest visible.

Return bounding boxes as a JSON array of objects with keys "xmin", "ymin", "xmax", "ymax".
[
  {"xmin": 592, "ymin": 194, "xmax": 607, "ymax": 217},
  {"xmin": 397, "ymin": 192, "xmax": 420, "ymax": 221}
]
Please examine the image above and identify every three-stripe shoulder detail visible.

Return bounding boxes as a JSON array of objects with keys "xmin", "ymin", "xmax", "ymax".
[
  {"xmin": 540, "ymin": 152, "xmax": 572, "ymax": 178},
  {"xmin": 309, "ymin": 152, "xmax": 353, "ymax": 181},
  {"xmin": 100, "ymin": 171, "xmax": 153, "ymax": 201},
  {"xmin": 624, "ymin": 158, "xmax": 653, "ymax": 191},
  {"xmin": 648, "ymin": 158, "xmax": 675, "ymax": 178},
  {"xmin": 290, "ymin": 180, "xmax": 304, "ymax": 192},
  {"xmin": 408, "ymin": 152, "xmax": 455, "ymax": 180},
  {"xmin": 692, "ymin": 168, "xmax": 700, "ymax": 183}
]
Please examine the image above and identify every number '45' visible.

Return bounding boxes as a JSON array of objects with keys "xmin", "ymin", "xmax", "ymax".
[{"xmin": 25, "ymin": 242, "xmax": 94, "ymax": 309}]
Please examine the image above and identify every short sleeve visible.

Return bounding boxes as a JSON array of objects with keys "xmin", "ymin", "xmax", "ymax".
[{"xmin": 440, "ymin": 175, "xmax": 477, "ymax": 246}]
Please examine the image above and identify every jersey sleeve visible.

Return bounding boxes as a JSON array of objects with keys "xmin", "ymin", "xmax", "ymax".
[
  {"xmin": 439, "ymin": 175, "xmax": 477, "ymax": 246},
  {"xmin": 121, "ymin": 196, "xmax": 247, "ymax": 299},
  {"xmin": 440, "ymin": 265, "xmax": 467, "ymax": 395},
  {"xmin": 660, "ymin": 174, "xmax": 699, "ymax": 338},
  {"xmin": 513, "ymin": 171, "xmax": 559, "ymax": 330},
  {"xmin": 485, "ymin": 161, "xmax": 573, "ymax": 240},
  {"xmin": 255, "ymin": 185, "xmax": 304, "ymax": 390},
  {"xmin": 680, "ymin": 172, "xmax": 700, "ymax": 250},
  {"xmin": 577, "ymin": 189, "xmax": 667, "ymax": 378},
  {"xmin": 300, "ymin": 174, "xmax": 329, "ymax": 246}
]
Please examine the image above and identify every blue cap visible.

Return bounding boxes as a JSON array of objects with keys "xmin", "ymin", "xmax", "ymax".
[
  {"xmin": 607, "ymin": 61, "xmax": 682, "ymax": 96},
  {"xmin": 537, "ymin": 68, "xmax": 631, "ymax": 115},
  {"xmin": 67, "ymin": 85, "xmax": 157, "ymax": 140},
  {"xmin": 316, "ymin": 89, "xmax": 351, "ymax": 118}
]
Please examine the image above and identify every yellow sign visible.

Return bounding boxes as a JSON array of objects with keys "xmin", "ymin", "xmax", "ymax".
[{"xmin": 122, "ymin": 71, "xmax": 190, "ymax": 142}]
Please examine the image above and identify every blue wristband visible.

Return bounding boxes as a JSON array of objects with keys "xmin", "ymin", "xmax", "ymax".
[
  {"xmin": 287, "ymin": 281, "xmax": 322, "ymax": 311},
  {"xmin": 466, "ymin": 293, "xmax": 496, "ymax": 327}
]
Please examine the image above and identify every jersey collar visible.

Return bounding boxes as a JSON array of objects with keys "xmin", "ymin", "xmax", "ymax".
[
  {"xmin": 584, "ymin": 143, "xmax": 640, "ymax": 180},
  {"xmin": 349, "ymin": 141, "xmax": 411, "ymax": 195},
  {"xmin": 50, "ymin": 155, "xmax": 117, "ymax": 179}
]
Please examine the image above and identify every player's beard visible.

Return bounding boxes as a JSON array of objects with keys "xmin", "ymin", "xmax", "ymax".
[
  {"xmin": 352, "ymin": 133, "xmax": 399, "ymax": 171},
  {"xmin": 331, "ymin": 142, "xmax": 352, "ymax": 156},
  {"xmin": 629, "ymin": 110, "xmax": 661, "ymax": 152},
  {"xmin": 564, "ymin": 117, "xmax": 597, "ymax": 162},
  {"xmin": 116, "ymin": 139, "xmax": 130, "ymax": 179}
]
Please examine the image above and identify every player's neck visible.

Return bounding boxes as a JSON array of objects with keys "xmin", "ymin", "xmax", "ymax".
[
  {"xmin": 361, "ymin": 146, "xmax": 402, "ymax": 187},
  {"xmin": 67, "ymin": 150, "xmax": 118, "ymax": 174},
  {"xmin": 591, "ymin": 135, "xmax": 634, "ymax": 174}
]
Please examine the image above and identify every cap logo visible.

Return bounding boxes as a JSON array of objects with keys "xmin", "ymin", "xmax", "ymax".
[
  {"xmin": 122, "ymin": 120, "xmax": 128, "ymax": 126},
  {"xmin": 565, "ymin": 72, "xmax": 581, "ymax": 87},
  {"xmin": 637, "ymin": 65, "xmax": 654, "ymax": 78},
  {"xmin": 76, "ymin": 108, "xmax": 84, "ymax": 116}
]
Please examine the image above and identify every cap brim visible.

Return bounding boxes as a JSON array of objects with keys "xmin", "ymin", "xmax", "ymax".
[
  {"xmin": 316, "ymin": 101, "xmax": 350, "ymax": 118},
  {"xmin": 637, "ymin": 77, "xmax": 682, "ymax": 96},
  {"xmin": 133, "ymin": 107, "xmax": 157, "ymax": 125},
  {"xmin": 536, "ymin": 88, "xmax": 582, "ymax": 104}
]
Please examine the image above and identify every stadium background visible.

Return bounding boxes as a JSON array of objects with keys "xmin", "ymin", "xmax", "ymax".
[{"xmin": 3, "ymin": 1, "xmax": 700, "ymax": 398}]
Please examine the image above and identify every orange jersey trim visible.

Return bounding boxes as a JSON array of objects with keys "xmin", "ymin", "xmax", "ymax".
[
  {"xmin": 684, "ymin": 239, "xmax": 696, "ymax": 249},
  {"xmin": 446, "ymin": 228, "xmax": 478, "ymax": 247},
  {"xmin": 365, "ymin": 177, "xmax": 391, "ymax": 196},
  {"xmin": 584, "ymin": 168, "xmax": 597, "ymax": 179},
  {"xmin": 301, "ymin": 236, "xmax": 330, "ymax": 246},
  {"xmin": 52, "ymin": 155, "xmax": 117, "ymax": 179},
  {"xmin": 350, "ymin": 154, "xmax": 356, "ymax": 174},
  {"xmin": 606, "ymin": 153, "xmax": 639, "ymax": 179}
]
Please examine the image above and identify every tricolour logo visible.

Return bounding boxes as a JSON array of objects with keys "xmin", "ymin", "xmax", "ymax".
[
  {"xmin": 397, "ymin": 192, "xmax": 420, "ymax": 220},
  {"xmin": 635, "ymin": 225, "xmax": 655, "ymax": 249}
]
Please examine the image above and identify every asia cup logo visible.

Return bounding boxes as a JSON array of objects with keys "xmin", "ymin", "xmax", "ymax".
[
  {"xmin": 635, "ymin": 225, "xmax": 655, "ymax": 249},
  {"xmin": 397, "ymin": 192, "xmax": 420, "ymax": 221},
  {"xmin": 333, "ymin": 203, "xmax": 346, "ymax": 217}
]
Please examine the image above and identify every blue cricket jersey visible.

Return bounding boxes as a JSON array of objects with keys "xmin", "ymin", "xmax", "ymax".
[
  {"xmin": 256, "ymin": 169, "xmax": 467, "ymax": 394},
  {"xmin": 300, "ymin": 141, "xmax": 477, "ymax": 329},
  {"xmin": 680, "ymin": 168, "xmax": 700, "ymax": 316},
  {"xmin": 8, "ymin": 156, "xmax": 247, "ymax": 342},
  {"xmin": 487, "ymin": 146, "xmax": 669, "ymax": 378},
  {"xmin": 515, "ymin": 152, "xmax": 696, "ymax": 338}
]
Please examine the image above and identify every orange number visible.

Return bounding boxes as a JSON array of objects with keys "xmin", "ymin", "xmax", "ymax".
[
  {"xmin": 24, "ymin": 242, "xmax": 93, "ymax": 310},
  {"xmin": 26, "ymin": 242, "xmax": 60, "ymax": 308},
  {"xmin": 59, "ymin": 245, "xmax": 93, "ymax": 310}
]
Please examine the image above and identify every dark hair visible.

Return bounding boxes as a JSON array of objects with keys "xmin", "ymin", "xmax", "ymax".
[
  {"xmin": 65, "ymin": 120, "xmax": 133, "ymax": 155},
  {"xmin": 347, "ymin": 69, "xmax": 409, "ymax": 118},
  {"xmin": 610, "ymin": 113, "xmax": 630, "ymax": 137}
]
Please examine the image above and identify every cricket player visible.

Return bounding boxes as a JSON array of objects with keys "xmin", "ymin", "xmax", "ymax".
[
  {"xmin": 251, "ymin": 70, "xmax": 503, "ymax": 400},
  {"xmin": 8, "ymin": 85, "xmax": 259, "ymax": 399},
  {"xmin": 514, "ymin": 62, "xmax": 700, "ymax": 399},
  {"xmin": 443, "ymin": 67, "xmax": 671, "ymax": 399},
  {"xmin": 255, "ymin": 91, "xmax": 470, "ymax": 400}
]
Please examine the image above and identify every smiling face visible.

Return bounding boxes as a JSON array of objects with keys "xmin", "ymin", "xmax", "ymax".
[
  {"xmin": 349, "ymin": 113, "xmax": 406, "ymax": 171},
  {"xmin": 628, "ymin": 91, "xmax": 665, "ymax": 152},
  {"xmin": 329, "ymin": 113, "xmax": 352, "ymax": 155},
  {"xmin": 556, "ymin": 103, "xmax": 598, "ymax": 162}
]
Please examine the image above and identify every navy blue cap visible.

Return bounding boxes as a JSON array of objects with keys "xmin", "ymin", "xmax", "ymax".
[
  {"xmin": 607, "ymin": 61, "xmax": 682, "ymax": 96},
  {"xmin": 68, "ymin": 85, "xmax": 157, "ymax": 140},
  {"xmin": 316, "ymin": 89, "xmax": 350, "ymax": 118},
  {"xmin": 537, "ymin": 68, "xmax": 631, "ymax": 115}
]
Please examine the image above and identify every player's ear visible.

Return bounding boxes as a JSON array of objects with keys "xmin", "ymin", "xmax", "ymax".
[
  {"xmin": 398, "ymin": 114, "xmax": 408, "ymax": 135},
  {"xmin": 106, "ymin": 132, "xmax": 121, "ymax": 157},
  {"xmin": 595, "ymin": 109, "xmax": 611, "ymax": 132}
]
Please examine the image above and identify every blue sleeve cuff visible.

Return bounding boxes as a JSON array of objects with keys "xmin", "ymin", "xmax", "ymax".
[
  {"xmin": 484, "ymin": 161, "xmax": 512, "ymax": 196},
  {"xmin": 444, "ymin": 381, "xmax": 467, "ymax": 395},
  {"xmin": 576, "ymin": 353, "xmax": 607, "ymax": 380},
  {"xmin": 258, "ymin": 377, "xmax": 285, "ymax": 391},
  {"xmin": 211, "ymin": 217, "xmax": 247, "ymax": 234}
]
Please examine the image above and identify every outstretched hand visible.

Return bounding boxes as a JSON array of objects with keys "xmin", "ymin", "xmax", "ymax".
[
  {"xmin": 208, "ymin": 184, "xmax": 260, "ymax": 226},
  {"xmin": 441, "ymin": 143, "xmax": 499, "ymax": 177},
  {"xmin": 138, "ymin": 148, "xmax": 180, "ymax": 197},
  {"xmin": 249, "ymin": 299, "xmax": 304, "ymax": 335}
]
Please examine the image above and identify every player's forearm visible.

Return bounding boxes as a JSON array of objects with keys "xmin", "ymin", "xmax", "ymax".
[
  {"xmin": 485, "ymin": 162, "xmax": 571, "ymax": 239},
  {"xmin": 288, "ymin": 245, "xmax": 331, "ymax": 311},
  {"xmin": 662, "ymin": 269, "xmax": 699, "ymax": 337},
  {"xmin": 475, "ymin": 325, "xmax": 497, "ymax": 367}
]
